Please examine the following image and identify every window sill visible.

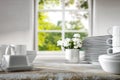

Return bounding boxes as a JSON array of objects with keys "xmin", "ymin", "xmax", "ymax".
[
  {"xmin": 37, "ymin": 51, "xmax": 64, "ymax": 54},
  {"xmin": 34, "ymin": 51, "xmax": 65, "ymax": 64},
  {"xmin": 33, "ymin": 51, "xmax": 91, "ymax": 65}
]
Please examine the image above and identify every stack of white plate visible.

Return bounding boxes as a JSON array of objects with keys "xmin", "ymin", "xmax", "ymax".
[{"xmin": 82, "ymin": 35, "xmax": 112, "ymax": 62}]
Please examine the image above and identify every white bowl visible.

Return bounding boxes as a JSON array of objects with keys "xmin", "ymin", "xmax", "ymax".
[{"xmin": 99, "ymin": 54, "xmax": 120, "ymax": 74}]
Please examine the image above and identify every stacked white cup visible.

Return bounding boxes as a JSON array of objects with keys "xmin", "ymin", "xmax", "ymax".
[
  {"xmin": 113, "ymin": 26, "xmax": 120, "ymax": 46},
  {"xmin": 15, "ymin": 45, "xmax": 27, "ymax": 55},
  {"xmin": 107, "ymin": 26, "xmax": 120, "ymax": 54}
]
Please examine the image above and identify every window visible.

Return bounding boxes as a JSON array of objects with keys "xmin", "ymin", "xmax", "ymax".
[{"xmin": 36, "ymin": 0, "xmax": 90, "ymax": 51}]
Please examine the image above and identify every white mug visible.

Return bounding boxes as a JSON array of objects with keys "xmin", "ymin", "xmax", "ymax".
[
  {"xmin": 15, "ymin": 45, "xmax": 27, "ymax": 55},
  {"xmin": 107, "ymin": 26, "xmax": 120, "ymax": 47},
  {"xmin": 107, "ymin": 26, "xmax": 120, "ymax": 35},
  {"xmin": 107, "ymin": 47, "xmax": 120, "ymax": 54}
]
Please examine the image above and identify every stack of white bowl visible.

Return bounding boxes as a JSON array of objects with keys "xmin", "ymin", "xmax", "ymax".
[
  {"xmin": 99, "ymin": 26, "xmax": 120, "ymax": 74},
  {"xmin": 82, "ymin": 35, "xmax": 112, "ymax": 62}
]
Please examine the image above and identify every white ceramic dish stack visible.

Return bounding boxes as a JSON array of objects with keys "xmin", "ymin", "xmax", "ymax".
[{"xmin": 99, "ymin": 54, "xmax": 120, "ymax": 74}]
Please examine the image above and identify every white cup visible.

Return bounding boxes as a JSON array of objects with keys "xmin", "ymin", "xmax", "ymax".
[
  {"xmin": 15, "ymin": 45, "xmax": 27, "ymax": 55},
  {"xmin": 107, "ymin": 26, "xmax": 120, "ymax": 47},
  {"xmin": 107, "ymin": 47, "xmax": 120, "ymax": 54},
  {"xmin": 107, "ymin": 26, "xmax": 120, "ymax": 35}
]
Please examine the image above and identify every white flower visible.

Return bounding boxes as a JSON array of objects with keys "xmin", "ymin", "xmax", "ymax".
[
  {"xmin": 57, "ymin": 40, "xmax": 63, "ymax": 46},
  {"xmin": 72, "ymin": 38, "xmax": 81, "ymax": 42},
  {"xmin": 72, "ymin": 37, "xmax": 82, "ymax": 48},
  {"xmin": 74, "ymin": 41, "xmax": 77, "ymax": 45},
  {"xmin": 74, "ymin": 45, "xmax": 78, "ymax": 49},
  {"xmin": 73, "ymin": 34, "xmax": 80, "ymax": 38},
  {"xmin": 65, "ymin": 38, "xmax": 71, "ymax": 42},
  {"xmin": 77, "ymin": 42, "xmax": 82, "ymax": 47},
  {"xmin": 63, "ymin": 38, "xmax": 71, "ymax": 47},
  {"xmin": 57, "ymin": 34, "xmax": 82, "ymax": 49},
  {"xmin": 63, "ymin": 42, "xmax": 70, "ymax": 47}
]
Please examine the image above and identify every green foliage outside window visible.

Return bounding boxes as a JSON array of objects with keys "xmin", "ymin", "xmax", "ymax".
[{"xmin": 38, "ymin": 0, "xmax": 89, "ymax": 51}]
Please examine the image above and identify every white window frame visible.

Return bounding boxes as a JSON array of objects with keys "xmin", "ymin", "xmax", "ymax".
[{"xmin": 34, "ymin": 0, "xmax": 92, "ymax": 54}]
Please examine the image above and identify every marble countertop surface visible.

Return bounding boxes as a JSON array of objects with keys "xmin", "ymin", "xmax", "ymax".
[{"xmin": 0, "ymin": 54, "xmax": 120, "ymax": 80}]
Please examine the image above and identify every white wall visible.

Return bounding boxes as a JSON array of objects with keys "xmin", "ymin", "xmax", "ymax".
[
  {"xmin": 93, "ymin": 0, "xmax": 120, "ymax": 36},
  {"xmin": 0, "ymin": 0, "xmax": 34, "ymax": 50}
]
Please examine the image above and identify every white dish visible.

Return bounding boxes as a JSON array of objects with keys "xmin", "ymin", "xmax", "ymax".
[{"xmin": 99, "ymin": 54, "xmax": 120, "ymax": 74}]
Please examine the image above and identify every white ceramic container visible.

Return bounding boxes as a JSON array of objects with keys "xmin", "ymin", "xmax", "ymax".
[
  {"xmin": 65, "ymin": 49, "xmax": 79, "ymax": 63},
  {"xmin": 98, "ymin": 54, "xmax": 120, "ymax": 74}
]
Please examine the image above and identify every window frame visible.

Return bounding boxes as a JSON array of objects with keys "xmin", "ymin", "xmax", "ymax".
[{"xmin": 34, "ymin": 0, "xmax": 92, "ymax": 53}]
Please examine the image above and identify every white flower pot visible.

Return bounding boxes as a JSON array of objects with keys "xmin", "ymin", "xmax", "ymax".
[{"xmin": 65, "ymin": 49, "xmax": 79, "ymax": 63}]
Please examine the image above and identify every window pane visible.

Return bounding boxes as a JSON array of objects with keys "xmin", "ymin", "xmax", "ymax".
[
  {"xmin": 38, "ymin": 32, "xmax": 61, "ymax": 51},
  {"xmin": 65, "ymin": 11, "xmax": 89, "ymax": 30},
  {"xmin": 38, "ymin": 12, "xmax": 62, "ymax": 30},
  {"xmin": 65, "ymin": 0, "xmax": 88, "ymax": 10},
  {"xmin": 38, "ymin": 0, "xmax": 62, "ymax": 10},
  {"xmin": 65, "ymin": 32, "xmax": 88, "ymax": 40}
]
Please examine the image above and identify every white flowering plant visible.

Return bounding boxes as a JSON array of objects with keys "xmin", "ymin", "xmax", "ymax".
[{"xmin": 57, "ymin": 34, "xmax": 82, "ymax": 49}]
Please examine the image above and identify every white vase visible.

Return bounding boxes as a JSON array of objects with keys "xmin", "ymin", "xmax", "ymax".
[{"xmin": 65, "ymin": 49, "xmax": 79, "ymax": 63}]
